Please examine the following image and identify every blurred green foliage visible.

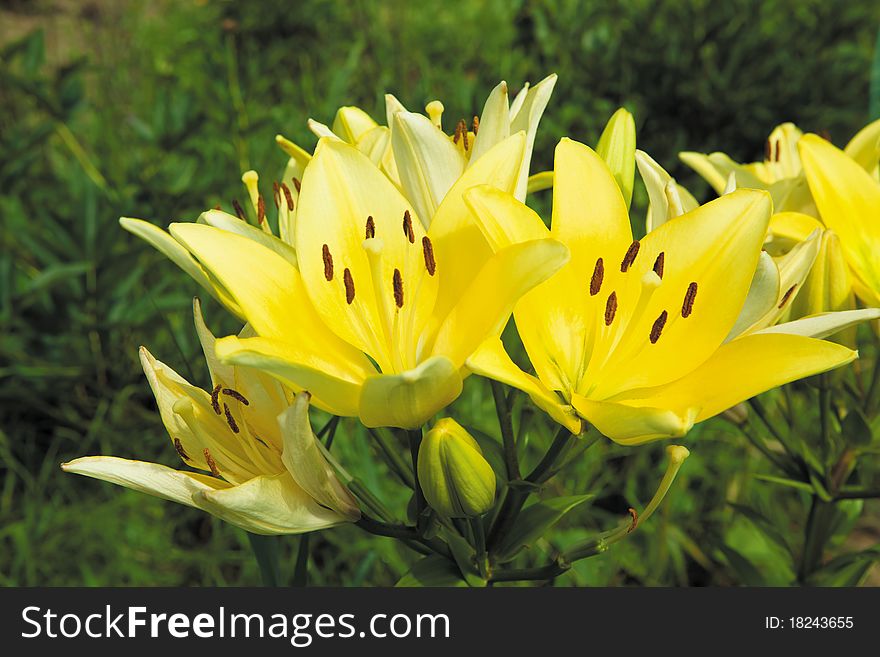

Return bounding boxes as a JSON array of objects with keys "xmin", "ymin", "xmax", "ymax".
[{"xmin": 1, "ymin": 0, "xmax": 879, "ymax": 586}]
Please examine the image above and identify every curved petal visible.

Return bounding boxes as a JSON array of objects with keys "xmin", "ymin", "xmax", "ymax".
[
  {"xmin": 508, "ymin": 73, "xmax": 556, "ymax": 200},
  {"xmin": 194, "ymin": 471, "xmax": 352, "ymax": 535},
  {"xmin": 569, "ymin": 395, "xmax": 696, "ymax": 446},
  {"xmin": 214, "ymin": 335, "xmax": 366, "ymax": 417},
  {"xmin": 844, "ymin": 118, "xmax": 880, "ymax": 173},
  {"xmin": 621, "ymin": 333, "xmax": 857, "ymax": 423},
  {"xmin": 332, "ymin": 106, "xmax": 379, "ymax": 143},
  {"xmin": 725, "ymin": 251, "xmax": 780, "ymax": 340},
  {"xmin": 799, "ymin": 133, "xmax": 880, "ymax": 294},
  {"xmin": 280, "ymin": 392, "xmax": 360, "ymax": 520},
  {"xmin": 463, "ymin": 185, "xmax": 549, "ymax": 251},
  {"xmin": 120, "ymin": 217, "xmax": 242, "ymax": 316},
  {"xmin": 756, "ymin": 309, "xmax": 880, "ymax": 339},
  {"xmin": 469, "ymin": 81, "xmax": 510, "ymax": 164},
  {"xmin": 358, "ymin": 355, "xmax": 463, "ymax": 429},
  {"xmin": 170, "ymin": 222, "xmax": 373, "ymax": 382},
  {"xmin": 466, "ymin": 339, "xmax": 582, "ymax": 434},
  {"xmin": 430, "ymin": 238, "xmax": 569, "ymax": 368},
  {"xmin": 200, "ymin": 209, "xmax": 298, "ymax": 268},
  {"xmin": 596, "ymin": 108, "xmax": 636, "ymax": 208}
]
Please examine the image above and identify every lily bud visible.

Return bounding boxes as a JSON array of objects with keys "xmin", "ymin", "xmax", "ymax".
[
  {"xmin": 596, "ymin": 108, "xmax": 636, "ymax": 208},
  {"xmin": 417, "ymin": 418, "xmax": 496, "ymax": 518}
]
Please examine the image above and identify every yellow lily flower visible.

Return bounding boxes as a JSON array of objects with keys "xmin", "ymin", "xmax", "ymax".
[
  {"xmin": 464, "ymin": 138, "xmax": 858, "ymax": 444},
  {"xmin": 798, "ymin": 133, "xmax": 880, "ymax": 308},
  {"xmin": 169, "ymin": 138, "xmax": 569, "ymax": 429},
  {"xmin": 277, "ymin": 75, "xmax": 557, "ymax": 222},
  {"xmin": 680, "ymin": 119, "xmax": 880, "ymax": 215},
  {"xmin": 62, "ymin": 300, "xmax": 360, "ymax": 535}
]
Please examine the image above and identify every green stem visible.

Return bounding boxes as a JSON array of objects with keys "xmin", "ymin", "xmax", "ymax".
[
  {"xmin": 292, "ymin": 534, "xmax": 310, "ymax": 587},
  {"xmin": 367, "ymin": 427, "xmax": 414, "ymax": 487},
  {"xmin": 355, "ymin": 516, "xmax": 450, "ymax": 559},
  {"xmin": 407, "ymin": 428, "xmax": 428, "ymax": 532},
  {"xmin": 470, "ymin": 517, "xmax": 488, "ymax": 579},
  {"xmin": 735, "ymin": 422, "xmax": 798, "ymax": 478},
  {"xmin": 747, "ymin": 397, "xmax": 804, "ymax": 471},
  {"xmin": 246, "ymin": 532, "xmax": 281, "ymax": 587},
  {"xmin": 491, "ymin": 381, "xmax": 521, "ymax": 480}
]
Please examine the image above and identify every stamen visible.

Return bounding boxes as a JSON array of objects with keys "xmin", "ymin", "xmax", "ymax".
[
  {"xmin": 292, "ymin": 177, "xmax": 301, "ymax": 193},
  {"xmin": 764, "ymin": 139, "xmax": 771, "ymax": 161},
  {"xmin": 402, "ymin": 210, "xmax": 415, "ymax": 243},
  {"xmin": 221, "ymin": 388, "xmax": 250, "ymax": 405},
  {"xmin": 604, "ymin": 291, "xmax": 618, "ymax": 326},
  {"xmin": 462, "ymin": 120, "xmax": 469, "ymax": 151},
  {"xmin": 210, "ymin": 384, "xmax": 222, "ymax": 415},
  {"xmin": 652, "ymin": 252, "xmax": 665, "ymax": 279},
  {"xmin": 232, "ymin": 199, "xmax": 247, "ymax": 222},
  {"xmin": 620, "ymin": 240, "xmax": 641, "ymax": 272},
  {"xmin": 774, "ymin": 140, "xmax": 781, "ymax": 163},
  {"xmin": 393, "ymin": 269, "xmax": 404, "ymax": 308},
  {"xmin": 365, "ymin": 215, "xmax": 376, "ymax": 239},
  {"xmin": 174, "ymin": 438, "xmax": 191, "ymax": 461},
  {"xmin": 422, "ymin": 236, "xmax": 436, "ymax": 275},
  {"xmin": 280, "ymin": 182, "xmax": 295, "ymax": 210},
  {"xmin": 649, "ymin": 310, "xmax": 668, "ymax": 344},
  {"xmin": 272, "ymin": 182, "xmax": 281, "ymax": 209},
  {"xmin": 322, "ymin": 244, "xmax": 334, "ymax": 281},
  {"xmin": 223, "ymin": 403, "xmax": 240, "ymax": 434},
  {"xmin": 778, "ymin": 284, "xmax": 797, "ymax": 309},
  {"xmin": 681, "ymin": 282, "xmax": 698, "ymax": 318},
  {"xmin": 472, "ymin": 115, "xmax": 480, "ymax": 135},
  {"xmin": 344, "ymin": 268, "xmax": 355, "ymax": 304},
  {"xmin": 589, "ymin": 257, "xmax": 604, "ymax": 296},
  {"xmin": 453, "ymin": 120, "xmax": 463, "ymax": 144},
  {"xmin": 257, "ymin": 195, "xmax": 266, "ymax": 224},
  {"xmin": 204, "ymin": 448, "xmax": 220, "ymax": 477}
]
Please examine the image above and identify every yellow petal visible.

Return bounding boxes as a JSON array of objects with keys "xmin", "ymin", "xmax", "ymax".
[
  {"xmin": 725, "ymin": 251, "xmax": 780, "ymax": 340},
  {"xmin": 170, "ymin": 222, "xmax": 373, "ymax": 381},
  {"xmin": 569, "ymin": 394, "xmax": 696, "ymax": 445},
  {"xmin": 392, "ymin": 111, "xmax": 466, "ymax": 225},
  {"xmin": 469, "ymin": 81, "xmax": 510, "ymax": 164},
  {"xmin": 430, "ymin": 238, "xmax": 569, "ymax": 368},
  {"xmin": 466, "ymin": 339, "xmax": 582, "ymax": 434},
  {"xmin": 526, "ymin": 170, "xmax": 554, "ymax": 193},
  {"xmin": 214, "ymin": 335, "xmax": 366, "ymax": 417},
  {"xmin": 790, "ymin": 230, "xmax": 853, "ymax": 317},
  {"xmin": 596, "ymin": 108, "xmax": 636, "ymax": 207},
  {"xmin": 757, "ymin": 308, "xmax": 880, "ymax": 339},
  {"xmin": 636, "ymin": 149, "xmax": 698, "ymax": 231},
  {"xmin": 200, "ymin": 209, "xmax": 298, "ymax": 268},
  {"xmin": 799, "ymin": 133, "xmax": 880, "ymax": 295},
  {"xmin": 508, "ymin": 73, "xmax": 557, "ymax": 200},
  {"xmin": 332, "ymin": 106, "xmax": 379, "ymax": 143},
  {"xmin": 844, "ymin": 118, "xmax": 880, "ymax": 173},
  {"xmin": 679, "ymin": 151, "xmax": 766, "ymax": 194},
  {"xmin": 622, "ymin": 333, "xmax": 857, "ymax": 423},
  {"xmin": 280, "ymin": 392, "xmax": 360, "ymax": 520},
  {"xmin": 194, "ymin": 471, "xmax": 353, "ymax": 535},
  {"xmin": 463, "ymin": 184, "xmax": 549, "ymax": 251},
  {"xmin": 767, "ymin": 211, "xmax": 824, "ymax": 246},
  {"xmin": 358, "ymin": 355, "xmax": 463, "ymax": 429},
  {"xmin": 119, "ymin": 217, "xmax": 243, "ymax": 316}
]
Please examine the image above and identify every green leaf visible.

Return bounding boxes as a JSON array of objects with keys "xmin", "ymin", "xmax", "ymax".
[
  {"xmin": 442, "ymin": 529, "xmax": 486, "ymax": 588},
  {"xmin": 717, "ymin": 545, "xmax": 767, "ymax": 586},
  {"xmin": 841, "ymin": 406, "xmax": 873, "ymax": 447},
  {"xmin": 727, "ymin": 503, "xmax": 794, "ymax": 558},
  {"xmin": 495, "ymin": 495, "xmax": 593, "ymax": 562},
  {"xmin": 396, "ymin": 555, "xmax": 467, "ymax": 587},
  {"xmin": 752, "ymin": 474, "xmax": 814, "ymax": 494},
  {"xmin": 808, "ymin": 548, "xmax": 880, "ymax": 586}
]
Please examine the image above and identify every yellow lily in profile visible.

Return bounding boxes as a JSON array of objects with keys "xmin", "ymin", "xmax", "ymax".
[
  {"xmin": 680, "ymin": 119, "xmax": 880, "ymax": 215},
  {"xmin": 798, "ymin": 133, "xmax": 880, "ymax": 308},
  {"xmin": 62, "ymin": 300, "xmax": 361, "ymax": 535},
  {"xmin": 464, "ymin": 138, "xmax": 858, "ymax": 444},
  {"xmin": 278, "ymin": 75, "xmax": 557, "ymax": 221},
  {"xmin": 168, "ymin": 138, "xmax": 569, "ymax": 429}
]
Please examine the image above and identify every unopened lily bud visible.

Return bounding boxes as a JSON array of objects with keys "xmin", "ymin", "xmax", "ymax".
[{"xmin": 417, "ymin": 418, "xmax": 496, "ymax": 518}]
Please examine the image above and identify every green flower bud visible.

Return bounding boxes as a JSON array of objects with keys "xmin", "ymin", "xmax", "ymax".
[{"xmin": 417, "ymin": 418, "xmax": 496, "ymax": 518}]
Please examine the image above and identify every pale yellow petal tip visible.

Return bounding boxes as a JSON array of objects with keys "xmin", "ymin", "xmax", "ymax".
[
  {"xmin": 241, "ymin": 170, "xmax": 258, "ymax": 185},
  {"xmin": 666, "ymin": 445, "xmax": 690, "ymax": 465}
]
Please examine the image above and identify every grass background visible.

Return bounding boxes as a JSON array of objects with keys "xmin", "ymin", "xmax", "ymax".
[{"xmin": 2, "ymin": 0, "xmax": 879, "ymax": 586}]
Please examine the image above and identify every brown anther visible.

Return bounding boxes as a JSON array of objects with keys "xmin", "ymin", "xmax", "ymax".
[
  {"xmin": 604, "ymin": 291, "xmax": 618, "ymax": 326},
  {"xmin": 649, "ymin": 310, "xmax": 668, "ymax": 344},
  {"xmin": 589, "ymin": 257, "xmax": 604, "ymax": 296},
  {"xmin": 422, "ymin": 236, "xmax": 436, "ymax": 275},
  {"xmin": 462, "ymin": 120, "xmax": 469, "ymax": 151},
  {"xmin": 223, "ymin": 403, "xmax": 240, "ymax": 434},
  {"xmin": 778, "ymin": 284, "xmax": 797, "ymax": 309},
  {"xmin": 272, "ymin": 181, "xmax": 281, "ymax": 209},
  {"xmin": 453, "ymin": 120, "xmax": 463, "ymax": 144},
  {"xmin": 774, "ymin": 140, "xmax": 781, "ymax": 163},
  {"xmin": 764, "ymin": 139, "xmax": 771, "ymax": 162},
  {"xmin": 344, "ymin": 268, "xmax": 355, "ymax": 304},
  {"xmin": 402, "ymin": 210, "xmax": 415, "ymax": 243},
  {"xmin": 213, "ymin": 204, "xmax": 221, "ymax": 211},
  {"xmin": 174, "ymin": 438, "xmax": 191, "ymax": 461},
  {"xmin": 627, "ymin": 507, "xmax": 639, "ymax": 533},
  {"xmin": 620, "ymin": 240, "xmax": 641, "ymax": 272},
  {"xmin": 210, "ymin": 384, "xmax": 222, "ymax": 415},
  {"xmin": 322, "ymin": 244, "xmax": 334, "ymax": 281},
  {"xmin": 653, "ymin": 252, "xmax": 665, "ymax": 279},
  {"xmin": 472, "ymin": 115, "xmax": 480, "ymax": 135},
  {"xmin": 204, "ymin": 448, "xmax": 220, "ymax": 477},
  {"xmin": 365, "ymin": 215, "xmax": 376, "ymax": 239},
  {"xmin": 393, "ymin": 269, "xmax": 404, "ymax": 308},
  {"xmin": 292, "ymin": 177, "xmax": 302, "ymax": 193},
  {"xmin": 221, "ymin": 388, "xmax": 250, "ymax": 405},
  {"xmin": 682, "ymin": 282, "xmax": 698, "ymax": 318},
  {"xmin": 280, "ymin": 182, "xmax": 295, "ymax": 210},
  {"xmin": 257, "ymin": 195, "xmax": 266, "ymax": 224},
  {"xmin": 232, "ymin": 199, "xmax": 247, "ymax": 221}
]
